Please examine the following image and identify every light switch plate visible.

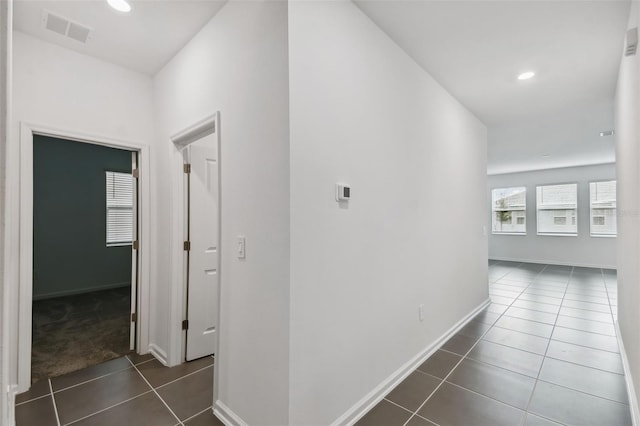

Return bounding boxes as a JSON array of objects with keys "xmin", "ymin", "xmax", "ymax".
[{"xmin": 237, "ymin": 236, "xmax": 245, "ymax": 259}]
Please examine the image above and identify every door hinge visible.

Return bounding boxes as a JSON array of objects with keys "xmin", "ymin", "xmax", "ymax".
[
  {"xmin": 131, "ymin": 312, "xmax": 137, "ymax": 323},
  {"xmin": 132, "ymin": 168, "xmax": 139, "ymax": 179},
  {"xmin": 133, "ymin": 240, "xmax": 139, "ymax": 250},
  {"xmin": 184, "ymin": 241, "xmax": 191, "ymax": 251},
  {"xmin": 182, "ymin": 320, "xmax": 189, "ymax": 330},
  {"xmin": 184, "ymin": 163, "xmax": 191, "ymax": 174}
]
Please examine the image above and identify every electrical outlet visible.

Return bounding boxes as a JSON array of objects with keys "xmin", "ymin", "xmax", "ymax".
[{"xmin": 418, "ymin": 304, "xmax": 424, "ymax": 321}]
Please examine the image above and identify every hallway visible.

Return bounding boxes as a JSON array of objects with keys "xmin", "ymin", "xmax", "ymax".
[{"xmin": 357, "ymin": 261, "xmax": 631, "ymax": 425}]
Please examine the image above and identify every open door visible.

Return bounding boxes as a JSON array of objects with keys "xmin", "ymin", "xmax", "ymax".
[
  {"xmin": 184, "ymin": 133, "xmax": 219, "ymax": 361},
  {"xmin": 130, "ymin": 151, "xmax": 139, "ymax": 351}
]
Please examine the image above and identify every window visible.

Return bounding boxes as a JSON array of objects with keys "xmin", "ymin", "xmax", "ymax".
[
  {"xmin": 491, "ymin": 187, "xmax": 526, "ymax": 234},
  {"xmin": 590, "ymin": 180, "xmax": 616, "ymax": 237},
  {"xmin": 536, "ymin": 183, "xmax": 577, "ymax": 236},
  {"xmin": 106, "ymin": 171, "xmax": 134, "ymax": 246}
]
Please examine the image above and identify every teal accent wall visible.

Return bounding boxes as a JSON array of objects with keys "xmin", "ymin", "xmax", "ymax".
[{"xmin": 33, "ymin": 135, "xmax": 132, "ymax": 299}]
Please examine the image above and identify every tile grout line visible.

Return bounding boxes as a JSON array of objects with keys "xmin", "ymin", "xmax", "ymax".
[
  {"xmin": 49, "ymin": 378, "xmax": 61, "ymax": 426},
  {"xmin": 491, "ymin": 321, "xmax": 555, "ymax": 337},
  {"xmin": 487, "ymin": 263, "xmax": 557, "ymax": 425},
  {"xmin": 14, "ymin": 392, "xmax": 50, "ymax": 406},
  {"xmin": 400, "ymin": 340, "xmax": 479, "ymax": 425},
  {"xmin": 494, "ymin": 264, "xmax": 625, "ymax": 424},
  {"xmin": 381, "ymin": 397, "xmax": 416, "ymax": 415},
  {"xmin": 51, "ymin": 356, "xmax": 152, "ymax": 394},
  {"xmin": 368, "ymin": 264, "xmax": 620, "ymax": 425},
  {"xmin": 400, "ymin": 269, "xmax": 539, "ymax": 426},
  {"xmin": 546, "ymin": 336, "xmax": 620, "ymax": 355},
  {"xmin": 512, "ymin": 264, "xmax": 552, "ymax": 426},
  {"xmin": 181, "ymin": 405, "xmax": 215, "ymax": 424},
  {"xmin": 533, "ymin": 377, "xmax": 631, "ymax": 406},
  {"xmin": 411, "ymin": 412, "xmax": 440, "ymax": 425},
  {"xmin": 533, "ymin": 352, "xmax": 624, "ymax": 376},
  {"xmin": 521, "ymin": 264, "xmax": 569, "ymax": 425},
  {"xmin": 600, "ymin": 267, "xmax": 617, "ymax": 327},
  {"xmin": 443, "ymin": 380, "xmax": 535, "ymax": 413},
  {"xmin": 154, "ymin": 363, "xmax": 215, "ymax": 391},
  {"xmin": 63, "ymin": 390, "xmax": 156, "ymax": 425},
  {"xmin": 530, "ymin": 268, "xmax": 629, "ymax": 407},
  {"xmin": 18, "ymin": 356, "xmax": 211, "ymax": 425},
  {"xmin": 555, "ymin": 312, "xmax": 616, "ymax": 326},
  {"xmin": 557, "ymin": 302, "xmax": 616, "ymax": 315},
  {"xmin": 451, "ymin": 338, "xmax": 544, "ymax": 358},
  {"xmin": 126, "ymin": 355, "xmax": 185, "ymax": 426}
]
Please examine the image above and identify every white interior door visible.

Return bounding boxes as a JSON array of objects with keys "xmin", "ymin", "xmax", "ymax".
[
  {"xmin": 130, "ymin": 152, "xmax": 139, "ymax": 351},
  {"xmin": 185, "ymin": 133, "xmax": 219, "ymax": 361}
]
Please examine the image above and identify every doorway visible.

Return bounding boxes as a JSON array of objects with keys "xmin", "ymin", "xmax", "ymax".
[
  {"xmin": 183, "ymin": 133, "xmax": 219, "ymax": 361},
  {"xmin": 170, "ymin": 112, "xmax": 220, "ymax": 363},
  {"xmin": 30, "ymin": 134, "xmax": 139, "ymax": 383},
  {"xmin": 15, "ymin": 123, "xmax": 151, "ymax": 393}
]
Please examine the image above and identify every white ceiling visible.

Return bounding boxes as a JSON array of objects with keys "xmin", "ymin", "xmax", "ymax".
[
  {"xmin": 13, "ymin": 0, "xmax": 631, "ymax": 173},
  {"xmin": 13, "ymin": 0, "xmax": 226, "ymax": 75},
  {"xmin": 354, "ymin": 0, "xmax": 630, "ymax": 174}
]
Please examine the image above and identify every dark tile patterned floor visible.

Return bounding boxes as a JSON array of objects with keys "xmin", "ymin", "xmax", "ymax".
[
  {"xmin": 31, "ymin": 287, "xmax": 131, "ymax": 383},
  {"xmin": 356, "ymin": 261, "xmax": 632, "ymax": 426},
  {"xmin": 20, "ymin": 262, "xmax": 631, "ymax": 425},
  {"xmin": 16, "ymin": 353, "xmax": 223, "ymax": 426}
]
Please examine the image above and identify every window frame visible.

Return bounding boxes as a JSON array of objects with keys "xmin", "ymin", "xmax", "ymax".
[
  {"xmin": 105, "ymin": 170, "xmax": 134, "ymax": 247},
  {"xmin": 536, "ymin": 182, "xmax": 579, "ymax": 237},
  {"xmin": 589, "ymin": 180, "xmax": 617, "ymax": 238},
  {"xmin": 491, "ymin": 186, "xmax": 527, "ymax": 236}
]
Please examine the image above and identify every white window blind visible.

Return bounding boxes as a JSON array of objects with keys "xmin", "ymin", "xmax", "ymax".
[
  {"xmin": 536, "ymin": 183, "xmax": 577, "ymax": 236},
  {"xmin": 491, "ymin": 187, "xmax": 526, "ymax": 234},
  {"xmin": 106, "ymin": 171, "xmax": 133, "ymax": 245},
  {"xmin": 590, "ymin": 180, "xmax": 616, "ymax": 237}
]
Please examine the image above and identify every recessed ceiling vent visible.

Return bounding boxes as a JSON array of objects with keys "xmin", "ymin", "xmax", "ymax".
[
  {"xmin": 41, "ymin": 9, "xmax": 92, "ymax": 44},
  {"xmin": 625, "ymin": 27, "xmax": 637, "ymax": 57}
]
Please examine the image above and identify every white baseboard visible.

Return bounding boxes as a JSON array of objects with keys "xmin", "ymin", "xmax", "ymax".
[
  {"xmin": 32, "ymin": 281, "xmax": 131, "ymax": 300},
  {"xmin": 6, "ymin": 384, "xmax": 17, "ymax": 426},
  {"xmin": 214, "ymin": 400, "xmax": 248, "ymax": 426},
  {"xmin": 148, "ymin": 343, "xmax": 168, "ymax": 366},
  {"xmin": 332, "ymin": 299, "xmax": 492, "ymax": 426},
  {"xmin": 489, "ymin": 256, "xmax": 615, "ymax": 270},
  {"xmin": 616, "ymin": 322, "xmax": 640, "ymax": 426}
]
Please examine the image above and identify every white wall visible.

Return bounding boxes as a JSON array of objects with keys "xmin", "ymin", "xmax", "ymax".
[
  {"xmin": 11, "ymin": 32, "xmax": 153, "ymax": 143},
  {"xmin": 8, "ymin": 30, "xmax": 154, "ymax": 385},
  {"xmin": 488, "ymin": 164, "xmax": 616, "ymax": 268},
  {"xmin": 0, "ymin": 0, "xmax": 12, "ymax": 423},
  {"xmin": 288, "ymin": 2, "xmax": 488, "ymax": 424},
  {"xmin": 152, "ymin": 1, "xmax": 291, "ymax": 424},
  {"xmin": 615, "ymin": 0, "xmax": 640, "ymax": 416}
]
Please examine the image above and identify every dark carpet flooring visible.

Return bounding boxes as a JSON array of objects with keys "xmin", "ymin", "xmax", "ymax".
[{"xmin": 31, "ymin": 286, "xmax": 132, "ymax": 383}]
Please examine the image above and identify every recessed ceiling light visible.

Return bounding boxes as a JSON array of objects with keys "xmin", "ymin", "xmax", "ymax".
[
  {"xmin": 107, "ymin": 0, "xmax": 132, "ymax": 13},
  {"xmin": 517, "ymin": 71, "xmax": 535, "ymax": 80},
  {"xmin": 600, "ymin": 130, "xmax": 615, "ymax": 137}
]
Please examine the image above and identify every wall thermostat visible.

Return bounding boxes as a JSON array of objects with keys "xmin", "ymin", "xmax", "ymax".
[{"xmin": 336, "ymin": 184, "xmax": 351, "ymax": 201}]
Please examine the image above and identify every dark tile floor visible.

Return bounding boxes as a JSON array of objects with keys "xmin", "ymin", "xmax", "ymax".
[
  {"xmin": 32, "ymin": 287, "xmax": 131, "ymax": 383},
  {"xmin": 19, "ymin": 262, "xmax": 631, "ymax": 426},
  {"xmin": 16, "ymin": 353, "xmax": 223, "ymax": 426},
  {"xmin": 357, "ymin": 261, "xmax": 632, "ymax": 426}
]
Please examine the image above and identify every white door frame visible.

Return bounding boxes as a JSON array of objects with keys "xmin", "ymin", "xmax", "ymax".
[
  {"xmin": 13, "ymin": 122, "xmax": 151, "ymax": 392},
  {"xmin": 169, "ymin": 111, "xmax": 221, "ymax": 402}
]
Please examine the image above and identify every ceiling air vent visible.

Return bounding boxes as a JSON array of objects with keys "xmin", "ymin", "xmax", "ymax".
[
  {"xmin": 41, "ymin": 10, "xmax": 92, "ymax": 44},
  {"xmin": 625, "ymin": 27, "xmax": 637, "ymax": 57}
]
